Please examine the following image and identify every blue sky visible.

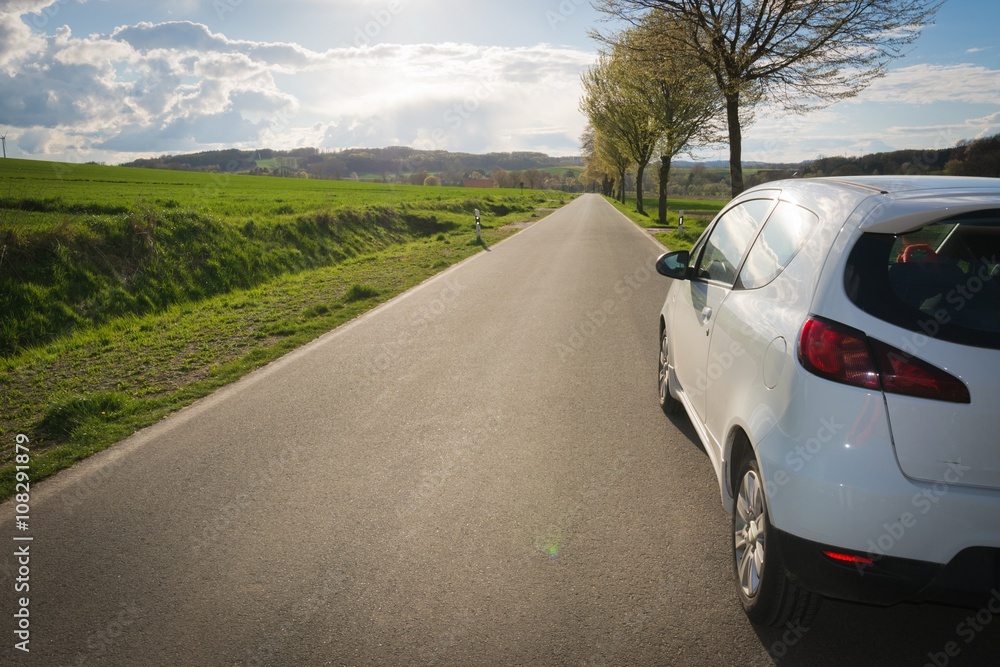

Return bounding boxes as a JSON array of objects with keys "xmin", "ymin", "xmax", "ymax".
[{"xmin": 0, "ymin": 0, "xmax": 997, "ymax": 164}]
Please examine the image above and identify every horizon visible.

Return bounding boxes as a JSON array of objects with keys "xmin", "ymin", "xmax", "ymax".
[
  {"xmin": 1, "ymin": 1, "xmax": 997, "ymax": 165},
  {"xmin": 1, "ymin": 140, "xmax": 974, "ymax": 172}
]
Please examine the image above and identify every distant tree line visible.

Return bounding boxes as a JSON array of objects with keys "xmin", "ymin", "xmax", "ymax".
[
  {"xmin": 789, "ymin": 133, "xmax": 1000, "ymax": 181},
  {"xmin": 603, "ymin": 131, "xmax": 1000, "ymax": 203},
  {"xmin": 119, "ymin": 132, "xmax": 1000, "ymax": 198},
  {"xmin": 122, "ymin": 147, "xmax": 583, "ymax": 189},
  {"xmin": 944, "ymin": 134, "xmax": 1000, "ymax": 178}
]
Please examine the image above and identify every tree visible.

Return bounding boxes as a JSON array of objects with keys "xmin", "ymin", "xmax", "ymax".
[
  {"xmin": 619, "ymin": 16, "xmax": 723, "ymax": 224},
  {"xmin": 492, "ymin": 168, "xmax": 509, "ymax": 188},
  {"xmin": 423, "ymin": 175, "xmax": 441, "ymax": 186},
  {"xmin": 945, "ymin": 134, "xmax": 1000, "ymax": 178},
  {"xmin": 595, "ymin": 0, "xmax": 942, "ymax": 196},
  {"xmin": 595, "ymin": 126, "xmax": 633, "ymax": 202},
  {"xmin": 522, "ymin": 169, "xmax": 546, "ymax": 189},
  {"xmin": 580, "ymin": 125, "xmax": 609, "ymax": 194},
  {"xmin": 581, "ymin": 50, "xmax": 660, "ymax": 214}
]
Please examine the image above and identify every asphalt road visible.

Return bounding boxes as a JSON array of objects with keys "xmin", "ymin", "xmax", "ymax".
[{"xmin": 3, "ymin": 194, "xmax": 998, "ymax": 666}]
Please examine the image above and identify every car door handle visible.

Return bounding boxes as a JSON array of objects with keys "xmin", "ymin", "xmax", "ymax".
[{"xmin": 701, "ymin": 307, "xmax": 713, "ymax": 324}]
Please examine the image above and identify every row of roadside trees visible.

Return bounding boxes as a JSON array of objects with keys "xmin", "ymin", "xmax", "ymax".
[{"xmin": 581, "ymin": 0, "xmax": 942, "ymax": 222}]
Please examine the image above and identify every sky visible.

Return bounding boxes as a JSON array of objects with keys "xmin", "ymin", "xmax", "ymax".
[{"xmin": 0, "ymin": 0, "xmax": 998, "ymax": 165}]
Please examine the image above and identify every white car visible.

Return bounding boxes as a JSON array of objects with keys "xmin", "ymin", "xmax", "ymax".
[{"xmin": 655, "ymin": 176, "xmax": 1000, "ymax": 627}]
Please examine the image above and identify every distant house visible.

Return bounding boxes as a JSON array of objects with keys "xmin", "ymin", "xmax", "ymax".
[{"xmin": 462, "ymin": 179, "xmax": 495, "ymax": 189}]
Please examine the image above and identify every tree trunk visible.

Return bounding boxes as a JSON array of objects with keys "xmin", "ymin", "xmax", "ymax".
[
  {"xmin": 618, "ymin": 168, "xmax": 627, "ymax": 203},
  {"xmin": 636, "ymin": 161, "xmax": 647, "ymax": 215},
  {"xmin": 658, "ymin": 156, "xmax": 671, "ymax": 226},
  {"xmin": 726, "ymin": 91, "xmax": 744, "ymax": 197}
]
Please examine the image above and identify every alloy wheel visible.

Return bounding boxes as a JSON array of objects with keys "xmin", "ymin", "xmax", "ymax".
[{"xmin": 734, "ymin": 468, "xmax": 766, "ymax": 599}]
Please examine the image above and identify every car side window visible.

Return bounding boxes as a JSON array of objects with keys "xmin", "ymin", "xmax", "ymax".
[
  {"xmin": 695, "ymin": 199, "xmax": 774, "ymax": 286},
  {"xmin": 739, "ymin": 202, "xmax": 819, "ymax": 289}
]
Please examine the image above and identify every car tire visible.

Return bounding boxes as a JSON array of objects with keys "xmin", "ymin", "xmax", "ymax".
[
  {"xmin": 658, "ymin": 326, "xmax": 682, "ymax": 415},
  {"xmin": 732, "ymin": 451, "xmax": 822, "ymax": 628}
]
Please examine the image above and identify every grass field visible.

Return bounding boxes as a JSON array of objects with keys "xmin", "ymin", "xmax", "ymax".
[
  {"xmin": 0, "ymin": 159, "xmax": 540, "ymax": 221},
  {"xmin": 0, "ymin": 159, "xmax": 569, "ymax": 498}
]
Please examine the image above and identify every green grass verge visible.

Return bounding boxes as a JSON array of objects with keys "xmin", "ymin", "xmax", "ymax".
[
  {"xmin": 604, "ymin": 195, "xmax": 725, "ymax": 252},
  {"xmin": 0, "ymin": 158, "xmax": 564, "ymax": 356}
]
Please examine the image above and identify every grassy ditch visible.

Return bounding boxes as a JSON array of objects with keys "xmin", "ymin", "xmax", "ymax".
[{"xmin": 0, "ymin": 159, "xmax": 570, "ymax": 499}]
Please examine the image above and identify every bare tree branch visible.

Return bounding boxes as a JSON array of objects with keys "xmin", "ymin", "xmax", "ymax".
[{"xmin": 594, "ymin": 0, "xmax": 943, "ymax": 195}]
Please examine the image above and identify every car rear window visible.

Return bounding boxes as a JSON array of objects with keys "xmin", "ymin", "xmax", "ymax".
[{"xmin": 845, "ymin": 210, "xmax": 1000, "ymax": 349}]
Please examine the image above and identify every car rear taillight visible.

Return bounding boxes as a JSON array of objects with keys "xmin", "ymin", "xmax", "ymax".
[
  {"xmin": 798, "ymin": 316, "xmax": 970, "ymax": 404},
  {"xmin": 798, "ymin": 318, "xmax": 880, "ymax": 390},
  {"xmin": 868, "ymin": 339, "xmax": 971, "ymax": 404}
]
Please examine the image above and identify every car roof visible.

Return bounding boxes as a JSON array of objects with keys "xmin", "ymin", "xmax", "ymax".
[{"xmin": 743, "ymin": 175, "xmax": 1000, "ymax": 234}]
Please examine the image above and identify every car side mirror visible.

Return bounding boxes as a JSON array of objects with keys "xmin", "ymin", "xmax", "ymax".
[{"xmin": 655, "ymin": 251, "xmax": 691, "ymax": 280}]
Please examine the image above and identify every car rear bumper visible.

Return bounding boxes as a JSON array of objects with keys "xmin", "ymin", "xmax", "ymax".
[
  {"xmin": 753, "ymin": 383, "xmax": 1000, "ymax": 565},
  {"xmin": 775, "ymin": 529, "xmax": 1000, "ymax": 608}
]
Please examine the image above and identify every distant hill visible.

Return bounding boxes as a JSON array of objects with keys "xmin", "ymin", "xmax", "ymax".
[
  {"xmin": 119, "ymin": 134, "xmax": 999, "ymax": 194},
  {"xmin": 121, "ymin": 147, "xmax": 585, "ymax": 186}
]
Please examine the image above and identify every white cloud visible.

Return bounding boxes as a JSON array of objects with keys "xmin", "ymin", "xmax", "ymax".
[
  {"xmin": 0, "ymin": 5, "xmax": 597, "ymax": 160},
  {"xmin": 859, "ymin": 63, "xmax": 1000, "ymax": 105},
  {"xmin": 0, "ymin": 0, "xmax": 51, "ymax": 70},
  {"xmin": 737, "ymin": 61, "xmax": 1000, "ymax": 163}
]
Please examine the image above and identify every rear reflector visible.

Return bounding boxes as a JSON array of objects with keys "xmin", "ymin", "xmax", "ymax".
[
  {"xmin": 823, "ymin": 550, "xmax": 875, "ymax": 566},
  {"xmin": 798, "ymin": 316, "xmax": 970, "ymax": 404}
]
